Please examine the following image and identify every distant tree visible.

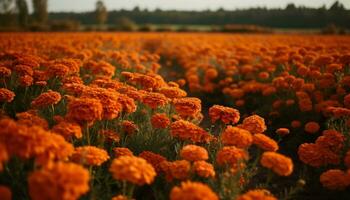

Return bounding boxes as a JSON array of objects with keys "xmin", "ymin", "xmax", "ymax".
[
  {"xmin": 32, "ymin": 0, "xmax": 48, "ymax": 24},
  {"xmin": 0, "ymin": 0, "xmax": 16, "ymax": 26},
  {"xmin": 115, "ymin": 16, "xmax": 137, "ymax": 31},
  {"xmin": 16, "ymin": 0, "xmax": 28, "ymax": 27},
  {"xmin": 285, "ymin": 3, "xmax": 296, "ymax": 10},
  {"xmin": 329, "ymin": 1, "xmax": 345, "ymax": 11},
  {"xmin": 95, "ymin": 0, "xmax": 107, "ymax": 26}
]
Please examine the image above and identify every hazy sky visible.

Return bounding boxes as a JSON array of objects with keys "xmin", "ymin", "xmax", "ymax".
[{"xmin": 29, "ymin": 0, "xmax": 350, "ymax": 12}]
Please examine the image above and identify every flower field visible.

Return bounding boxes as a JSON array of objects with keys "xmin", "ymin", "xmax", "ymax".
[{"xmin": 0, "ymin": 32, "xmax": 350, "ymax": 200}]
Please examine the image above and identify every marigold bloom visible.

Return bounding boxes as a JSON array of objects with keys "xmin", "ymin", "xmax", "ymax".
[
  {"xmin": 209, "ymin": 105, "xmax": 240, "ymax": 124},
  {"xmin": 221, "ymin": 126, "xmax": 253, "ymax": 148},
  {"xmin": 216, "ymin": 146, "xmax": 249, "ymax": 166},
  {"xmin": 0, "ymin": 67, "xmax": 11, "ymax": 77},
  {"xmin": 315, "ymin": 130, "xmax": 345, "ymax": 153},
  {"xmin": 304, "ymin": 121, "xmax": 320, "ymax": 134},
  {"xmin": 0, "ymin": 88, "xmax": 15, "ymax": 103},
  {"xmin": 111, "ymin": 195, "xmax": 128, "ymax": 200},
  {"xmin": 151, "ymin": 113, "xmax": 170, "ymax": 129},
  {"xmin": 171, "ymin": 120, "xmax": 211, "ymax": 143},
  {"xmin": 16, "ymin": 110, "xmax": 49, "ymax": 129},
  {"xmin": 98, "ymin": 129, "xmax": 120, "ymax": 143},
  {"xmin": 71, "ymin": 146, "xmax": 110, "ymax": 166},
  {"xmin": 139, "ymin": 151, "xmax": 167, "ymax": 173},
  {"xmin": 320, "ymin": 169, "xmax": 350, "ymax": 190},
  {"xmin": 159, "ymin": 86, "xmax": 187, "ymax": 98},
  {"xmin": 0, "ymin": 144, "xmax": 8, "ymax": 172},
  {"xmin": 236, "ymin": 189, "xmax": 277, "ymax": 200},
  {"xmin": 142, "ymin": 92, "xmax": 168, "ymax": 109},
  {"xmin": 172, "ymin": 97, "xmax": 202, "ymax": 118},
  {"xmin": 66, "ymin": 97, "xmax": 103, "ymax": 125},
  {"xmin": 241, "ymin": 115, "xmax": 267, "ymax": 134},
  {"xmin": 170, "ymin": 181, "xmax": 218, "ymax": 200},
  {"xmin": 167, "ymin": 160, "xmax": 191, "ymax": 180},
  {"xmin": 193, "ymin": 161, "xmax": 215, "ymax": 178},
  {"xmin": 180, "ymin": 145, "xmax": 208, "ymax": 162},
  {"xmin": 52, "ymin": 120, "xmax": 82, "ymax": 139},
  {"xmin": 253, "ymin": 134, "xmax": 278, "ymax": 152},
  {"xmin": 0, "ymin": 185, "xmax": 11, "ymax": 200},
  {"xmin": 291, "ymin": 120, "xmax": 301, "ymax": 128},
  {"xmin": 109, "ymin": 156, "xmax": 156, "ymax": 185},
  {"xmin": 28, "ymin": 162, "xmax": 90, "ymax": 200},
  {"xmin": 260, "ymin": 152, "xmax": 293, "ymax": 176},
  {"xmin": 113, "ymin": 147, "xmax": 133, "ymax": 158},
  {"xmin": 275, "ymin": 128, "xmax": 290, "ymax": 136},
  {"xmin": 298, "ymin": 143, "xmax": 340, "ymax": 167},
  {"xmin": 121, "ymin": 120, "xmax": 138, "ymax": 135}
]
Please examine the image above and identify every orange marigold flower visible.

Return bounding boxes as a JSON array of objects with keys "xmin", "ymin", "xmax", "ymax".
[
  {"xmin": 117, "ymin": 94, "xmax": 137, "ymax": 114},
  {"xmin": 28, "ymin": 162, "xmax": 90, "ymax": 200},
  {"xmin": 170, "ymin": 181, "xmax": 218, "ymax": 200},
  {"xmin": 0, "ymin": 144, "xmax": 8, "ymax": 172},
  {"xmin": 173, "ymin": 97, "xmax": 202, "ymax": 118},
  {"xmin": 66, "ymin": 97, "xmax": 103, "ymax": 125},
  {"xmin": 0, "ymin": 67, "xmax": 11, "ymax": 77},
  {"xmin": 320, "ymin": 169, "xmax": 350, "ymax": 190},
  {"xmin": 98, "ymin": 129, "xmax": 120, "ymax": 143},
  {"xmin": 121, "ymin": 120, "xmax": 138, "ymax": 135},
  {"xmin": 71, "ymin": 146, "xmax": 110, "ymax": 166},
  {"xmin": 253, "ymin": 134, "xmax": 279, "ymax": 152},
  {"xmin": 111, "ymin": 195, "xmax": 128, "ymax": 200},
  {"xmin": 236, "ymin": 189, "xmax": 277, "ymax": 200},
  {"xmin": 16, "ymin": 110, "xmax": 48, "ymax": 129},
  {"xmin": 0, "ymin": 185, "xmax": 11, "ymax": 200},
  {"xmin": 170, "ymin": 120, "xmax": 211, "ymax": 143},
  {"xmin": 151, "ymin": 113, "xmax": 170, "ymax": 129},
  {"xmin": 0, "ymin": 88, "xmax": 15, "ymax": 103},
  {"xmin": 298, "ymin": 143, "xmax": 340, "ymax": 167},
  {"xmin": 109, "ymin": 156, "xmax": 156, "ymax": 185},
  {"xmin": 139, "ymin": 151, "xmax": 167, "ymax": 173},
  {"xmin": 291, "ymin": 120, "xmax": 301, "ymax": 129},
  {"xmin": 315, "ymin": 130, "xmax": 345, "ymax": 153},
  {"xmin": 221, "ymin": 126, "xmax": 253, "ymax": 148},
  {"xmin": 169, "ymin": 160, "xmax": 191, "ymax": 180},
  {"xmin": 193, "ymin": 161, "xmax": 215, "ymax": 178},
  {"xmin": 159, "ymin": 86, "xmax": 187, "ymax": 98},
  {"xmin": 260, "ymin": 152, "xmax": 293, "ymax": 176},
  {"xmin": 304, "ymin": 121, "xmax": 320, "ymax": 134},
  {"xmin": 209, "ymin": 105, "xmax": 240, "ymax": 124},
  {"xmin": 275, "ymin": 128, "xmax": 290, "ymax": 136},
  {"xmin": 142, "ymin": 92, "xmax": 168, "ymax": 109},
  {"xmin": 180, "ymin": 145, "xmax": 208, "ymax": 162},
  {"xmin": 113, "ymin": 147, "xmax": 133, "ymax": 158},
  {"xmin": 241, "ymin": 115, "xmax": 267, "ymax": 134},
  {"xmin": 19, "ymin": 75, "xmax": 33, "ymax": 87},
  {"xmin": 216, "ymin": 146, "xmax": 249, "ymax": 166},
  {"xmin": 52, "ymin": 120, "xmax": 82, "ymax": 140}
]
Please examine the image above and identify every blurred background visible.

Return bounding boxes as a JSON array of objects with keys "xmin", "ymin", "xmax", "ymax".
[{"xmin": 0, "ymin": 0, "xmax": 349, "ymax": 33}]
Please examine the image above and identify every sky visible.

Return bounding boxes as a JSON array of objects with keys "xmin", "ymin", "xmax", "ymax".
[{"xmin": 28, "ymin": 0, "xmax": 350, "ymax": 12}]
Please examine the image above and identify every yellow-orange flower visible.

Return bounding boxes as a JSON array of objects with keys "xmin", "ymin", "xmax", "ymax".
[
  {"xmin": 209, "ymin": 105, "xmax": 240, "ymax": 124},
  {"xmin": 66, "ymin": 97, "xmax": 103, "ymax": 125},
  {"xmin": 171, "ymin": 120, "xmax": 211, "ymax": 143},
  {"xmin": 193, "ymin": 161, "xmax": 215, "ymax": 178},
  {"xmin": 170, "ymin": 181, "xmax": 218, "ymax": 200},
  {"xmin": 221, "ymin": 126, "xmax": 253, "ymax": 148},
  {"xmin": 216, "ymin": 146, "xmax": 249, "ymax": 166},
  {"xmin": 71, "ymin": 146, "xmax": 110, "ymax": 166},
  {"xmin": 180, "ymin": 145, "xmax": 208, "ymax": 162},
  {"xmin": 109, "ymin": 156, "xmax": 156, "ymax": 185},
  {"xmin": 172, "ymin": 97, "xmax": 202, "ymax": 118},
  {"xmin": 260, "ymin": 152, "xmax": 293, "ymax": 176},
  {"xmin": 253, "ymin": 134, "xmax": 279, "ymax": 152},
  {"xmin": 28, "ymin": 162, "xmax": 90, "ymax": 200},
  {"xmin": 31, "ymin": 90, "xmax": 61, "ymax": 109},
  {"xmin": 320, "ymin": 169, "xmax": 350, "ymax": 190},
  {"xmin": 241, "ymin": 115, "xmax": 267, "ymax": 134},
  {"xmin": 236, "ymin": 189, "xmax": 277, "ymax": 200}
]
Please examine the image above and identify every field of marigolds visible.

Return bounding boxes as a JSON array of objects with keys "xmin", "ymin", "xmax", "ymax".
[{"xmin": 0, "ymin": 32, "xmax": 350, "ymax": 200}]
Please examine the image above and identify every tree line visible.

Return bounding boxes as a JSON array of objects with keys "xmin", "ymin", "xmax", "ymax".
[{"xmin": 0, "ymin": 0, "xmax": 349, "ymax": 30}]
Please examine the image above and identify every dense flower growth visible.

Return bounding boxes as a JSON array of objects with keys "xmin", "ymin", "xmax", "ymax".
[{"xmin": 0, "ymin": 32, "xmax": 350, "ymax": 199}]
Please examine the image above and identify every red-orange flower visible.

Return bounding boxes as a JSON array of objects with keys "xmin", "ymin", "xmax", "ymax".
[
  {"xmin": 221, "ymin": 126, "xmax": 253, "ymax": 148},
  {"xmin": 180, "ymin": 145, "xmax": 208, "ymax": 162},
  {"xmin": 260, "ymin": 152, "xmax": 293, "ymax": 176},
  {"xmin": 170, "ymin": 181, "xmax": 218, "ymax": 200},
  {"xmin": 209, "ymin": 105, "xmax": 240, "ymax": 124}
]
